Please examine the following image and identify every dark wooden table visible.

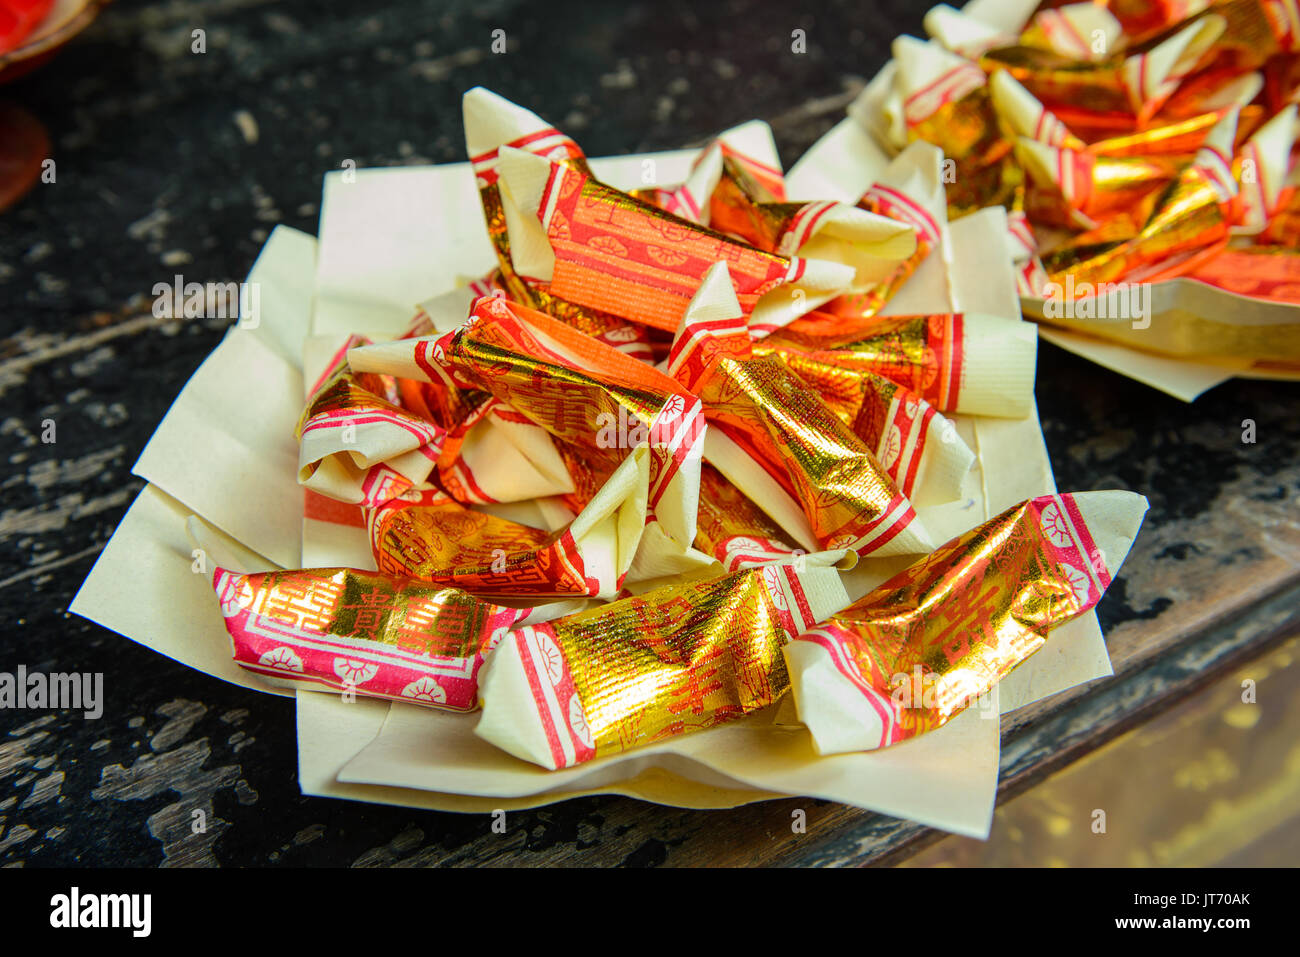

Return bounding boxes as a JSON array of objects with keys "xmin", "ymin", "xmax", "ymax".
[{"xmin": 2, "ymin": 0, "xmax": 1298, "ymax": 868}]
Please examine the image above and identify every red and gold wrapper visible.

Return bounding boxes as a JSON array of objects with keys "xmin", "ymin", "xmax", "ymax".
[
  {"xmin": 296, "ymin": 336, "xmax": 443, "ymax": 507},
  {"xmin": 1045, "ymin": 109, "xmax": 1242, "ymax": 286},
  {"xmin": 692, "ymin": 464, "xmax": 803, "ymax": 571},
  {"xmin": 1017, "ymin": 137, "xmax": 1186, "ymax": 230},
  {"xmin": 1087, "ymin": 110, "xmax": 1228, "ymax": 159},
  {"xmin": 1106, "ymin": 0, "xmax": 1215, "ymax": 45},
  {"xmin": 702, "ymin": 142, "xmax": 788, "ymax": 233},
  {"xmin": 349, "ymin": 294, "xmax": 705, "ymax": 546},
  {"xmin": 630, "ymin": 138, "xmax": 789, "ymax": 229},
  {"xmin": 1184, "ymin": 244, "xmax": 1300, "ymax": 302},
  {"xmin": 829, "ymin": 141, "xmax": 948, "ymax": 321},
  {"xmin": 1181, "ymin": 0, "xmax": 1300, "ymax": 74},
  {"xmin": 667, "ymin": 263, "xmax": 931, "ymax": 557},
  {"xmin": 1019, "ymin": 2, "xmax": 1123, "ymax": 62},
  {"xmin": 367, "ymin": 489, "xmax": 603, "ymax": 599},
  {"xmin": 756, "ymin": 309, "xmax": 1038, "ymax": 418},
  {"xmin": 494, "ymin": 145, "xmax": 856, "ymax": 337},
  {"xmin": 775, "ymin": 355, "xmax": 974, "ymax": 504},
  {"xmin": 1259, "ymin": 176, "xmax": 1300, "ymax": 244},
  {"xmin": 213, "ymin": 565, "xmax": 530, "ymax": 712},
  {"xmin": 980, "ymin": 17, "xmax": 1227, "ymax": 132},
  {"xmin": 476, "ymin": 557, "xmax": 850, "ymax": 769},
  {"xmin": 466, "ymin": 87, "xmax": 656, "ymax": 360},
  {"xmin": 787, "ymin": 491, "xmax": 1148, "ymax": 755},
  {"xmin": 634, "ymin": 137, "xmax": 919, "ymax": 327},
  {"xmin": 893, "ymin": 36, "xmax": 1029, "ymax": 248}
]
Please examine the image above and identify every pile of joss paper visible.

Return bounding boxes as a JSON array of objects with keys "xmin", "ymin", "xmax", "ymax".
[
  {"xmin": 796, "ymin": 0, "xmax": 1300, "ymax": 392},
  {"xmin": 192, "ymin": 83, "xmax": 1150, "ymax": 775}
]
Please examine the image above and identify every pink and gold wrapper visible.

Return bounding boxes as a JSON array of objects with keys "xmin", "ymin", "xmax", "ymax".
[
  {"xmin": 214, "ymin": 565, "xmax": 529, "ymax": 712},
  {"xmin": 787, "ymin": 490, "xmax": 1148, "ymax": 755},
  {"xmin": 296, "ymin": 336, "xmax": 443, "ymax": 507}
]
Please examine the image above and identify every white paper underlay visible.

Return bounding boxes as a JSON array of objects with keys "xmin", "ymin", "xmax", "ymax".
[
  {"xmin": 1038, "ymin": 328, "xmax": 1245, "ymax": 401},
  {"xmin": 70, "ymin": 119, "xmax": 1124, "ymax": 838}
]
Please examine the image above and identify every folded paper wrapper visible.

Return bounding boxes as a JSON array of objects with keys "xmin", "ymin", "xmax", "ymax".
[
  {"xmin": 794, "ymin": 0, "xmax": 1300, "ymax": 401},
  {"xmin": 789, "ymin": 490, "xmax": 1145, "ymax": 757},
  {"xmin": 72, "ymin": 112, "xmax": 1132, "ymax": 838}
]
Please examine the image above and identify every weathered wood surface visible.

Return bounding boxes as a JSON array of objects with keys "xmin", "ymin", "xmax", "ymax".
[{"xmin": 1, "ymin": 0, "xmax": 1298, "ymax": 867}]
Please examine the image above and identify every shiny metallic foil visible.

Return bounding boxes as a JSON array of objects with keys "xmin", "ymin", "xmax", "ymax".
[
  {"xmin": 707, "ymin": 151, "xmax": 786, "ymax": 242},
  {"xmin": 909, "ymin": 87, "xmax": 1023, "ymax": 219},
  {"xmin": 1185, "ymin": 0, "xmax": 1296, "ymax": 73},
  {"xmin": 689, "ymin": 348, "xmax": 910, "ymax": 552},
  {"xmin": 547, "ymin": 565, "xmax": 800, "ymax": 755},
  {"xmin": 1045, "ymin": 169, "xmax": 1231, "ymax": 287},
  {"xmin": 1260, "ymin": 185, "xmax": 1300, "ymax": 246},
  {"xmin": 296, "ymin": 365, "xmax": 401, "ymax": 442},
  {"xmin": 814, "ymin": 497, "xmax": 1096, "ymax": 743},
  {"xmin": 758, "ymin": 312, "xmax": 966, "ymax": 413},
  {"xmin": 1026, "ymin": 151, "xmax": 1184, "ymax": 229},
  {"xmin": 693, "ymin": 465, "xmax": 798, "ymax": 565},
  {"xmin": 544, "ymin": 166, "xmax": 794, "ymax": 332},
  {"xmin": 232, "ymin": 567, "xmax": 500, "ymax": 662},
  {"xmin": 1087, "ymin": 112, "xmax": 1221, "ymax": 158},
  {"xmin": 980, "ymin": 45, "xmax": 1148, "ymax": 122},
  {"xmin": 479, "ymin": 182, "xmax": 651, "ymax": 349},
  {"xmin": 368, "ymin": 492, "xmax": 592, "ymax": 598},
  {"xmin": 442, "ymin": 300, "xmax": 684, "ymax": 510}
]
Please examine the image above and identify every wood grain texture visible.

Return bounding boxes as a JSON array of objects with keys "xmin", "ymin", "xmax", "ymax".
[{"xmin": 1, "ymin": 0, "xmax": 1298, "ymax": 867}]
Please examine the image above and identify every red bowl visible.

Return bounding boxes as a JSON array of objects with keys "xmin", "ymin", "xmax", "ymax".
[{"xmin": 0, "ymin": 0, "xmax": 111, "ymax": 83}]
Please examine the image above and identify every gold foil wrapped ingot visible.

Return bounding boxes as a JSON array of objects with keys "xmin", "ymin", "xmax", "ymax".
[
  {"xmin": 1045, "ymin": 109, "xmax": 1242, "ymax": 288},
  {"xmin": 367, "ymin": 489, "xmax": 600, "ymax": 599},
  {"xmin": 476, "ymin": 558, "xmax": 850, "ymax": 768},
  {"xmin": 786, "ymin": 492, "xmax": 1149, "ymax": 755},
  {"xmin": 667, "ymin": 263, "xmax": 932, "ymax": 558}
]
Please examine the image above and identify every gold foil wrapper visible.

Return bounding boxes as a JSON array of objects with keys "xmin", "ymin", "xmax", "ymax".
[
  {"xmin": 1045, "ymin": 167, "xmax": 1231, "ymax": 286},
  {"xmin": 1088, "ymin": 111, "xmax": 1223, "ymax": 158},
  {"xmin": 484, "ymin": 560, "xmax": 845, "ymax": 767},
  {"xmin": 908, "ymin": 85, "xmax": 1025, "ymax": 219},
  {"xmin": 1021, "ymin": 144, "xmax": 1185, "ymax": 230},
  {"xmin": 794, "ymin": 494, "xmax": 1120, "ymax": 746},
  {"xmin": 758, "ymin": 311, "xmax": 968, "ymax": 414},
  {"xmin": 438, "ymin": 297, "xmax": 695, "ymax": 512},
  {"xmin": 670, "ymin": 308, "xmax": 919, "ymax": 555},
  {"xmin": 368, "ymin": 490, "xmax": 595, "ymax": 598},
  {"xmin": 706, "ymin": 149, "xmax": 787, "ymax": 240},
  {"xmin": 980, "ymin": 45, "xmax": 1149, "ymax": 124},
  {"xmin": 693, "ymin": 464, "xmax": 801, "ymax": 570},
  {"xmin": 1259, "ymin": 184, "xmax": 1300, "ymax": 245},
  {"xmin": 479, "ymin": 175, "xmax": 654, "ymax": 356}
]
